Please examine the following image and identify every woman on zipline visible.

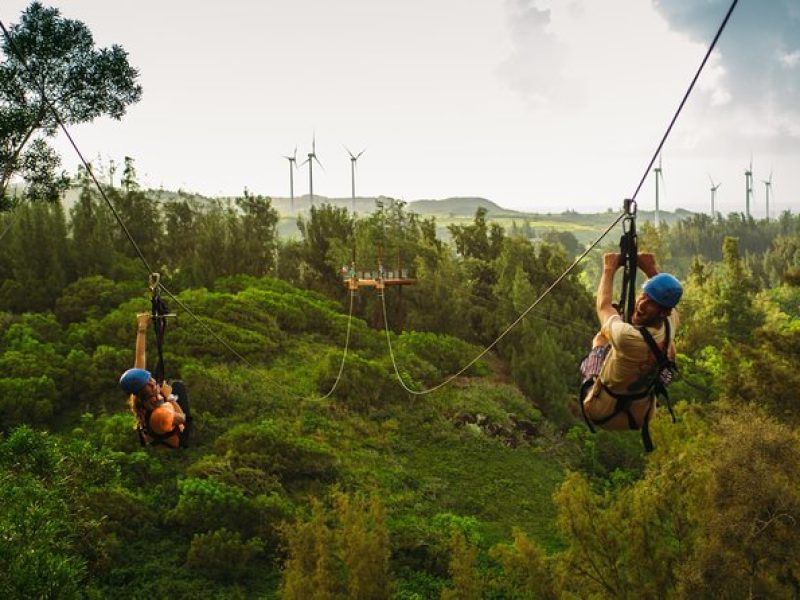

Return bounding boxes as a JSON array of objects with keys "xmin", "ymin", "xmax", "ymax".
[{"xmin": 119, "ymin": 313, "xmax": 192, "ymax": 448}]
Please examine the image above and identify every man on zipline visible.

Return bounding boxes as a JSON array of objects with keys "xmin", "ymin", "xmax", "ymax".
[
  {"xmin": 119, "ymin": 313, "xmax": 192, "ymax": 448},
  {"xmin": 579, "ymin": 252, "xmax": 682, "ymax": 448}
]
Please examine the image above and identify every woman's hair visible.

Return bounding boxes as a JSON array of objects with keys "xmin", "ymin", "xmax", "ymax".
[{"xmin": 128, "ymin": 393, "xmax": 146, "ymax": 430}]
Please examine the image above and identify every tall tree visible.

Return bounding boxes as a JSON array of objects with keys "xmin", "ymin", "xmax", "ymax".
[
  {"xmin": 297, "ymin": 204, "xmax": 354, "ymax": 299},
  {"xmin": 0, "ymin": 2, "xmax": 142, "ymax": 205},
  {"xmin": 235, "ymin": 190, "xmax": 279, "ymax": 277}
]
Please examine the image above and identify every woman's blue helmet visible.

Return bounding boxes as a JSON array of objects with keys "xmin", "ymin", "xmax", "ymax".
[
  {"xmin": 119, "ymin": 368, "xmax": 152, "ymax": 394},
  {"xmin": 642, "ymin": 273, "xmax": 683, "ymax": 309}
]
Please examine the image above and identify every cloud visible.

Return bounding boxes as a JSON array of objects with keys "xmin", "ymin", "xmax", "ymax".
[
  {"xmin": 780, "ymin": 50, "xmax": 800, "ymax": 69},
  {"xmin": 652, "ymin": 0, "xmax": 800, "ymax": 141},
  {"xmin": 497, "ymin": 0, "xmax": 574, "ymax": 108}
]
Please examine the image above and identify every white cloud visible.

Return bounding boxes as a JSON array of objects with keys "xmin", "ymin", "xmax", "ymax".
[{"xmin": 780, "ymin": 50, "xmax": 800, "ymax": 68}]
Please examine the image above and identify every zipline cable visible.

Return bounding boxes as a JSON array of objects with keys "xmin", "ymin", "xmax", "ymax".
[
  {"xmin": 0, "ymin": 19, "xmax": 296, "ymax": 394},
  {"xmin": 381, "ymin": 0, "xmax": 740, "ymax": 396},
  {"xmin": 628, "ymin": 0, "xmax": 739, "ymax": 204},
  {"xmin": 381, "ymin": 212, "xmax": 627, "ymax": 396},
  {"xmin": 320, "ymin": 291, "xmax": 356, "ymax": 399},
  {"xmin": 1, "ymin": 16, "xmax": 353, "ymax": 404},
  {"xmin": 2, "ymin": 0, "xmax": 739, "ymax": 398},
  {"xmin": 2, "ymin": 17, "xmax": 157, "ymax": 275}
]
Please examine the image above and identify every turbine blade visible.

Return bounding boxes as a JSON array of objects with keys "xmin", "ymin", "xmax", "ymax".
[
  {"xmin": 314, "ymin": 156, "xmax": 325, "ymax": 172},
  {"xmin": 356, "ymin": 148, "xmax": 366, "ymax": 159},
  {"xmin": 344, "ymin": 145, "xmax": 355, "ymax": 159}
]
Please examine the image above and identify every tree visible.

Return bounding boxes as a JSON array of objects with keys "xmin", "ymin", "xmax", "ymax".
[
  {"xmin": 447, "ymin": 207, "xmax": 503, "ymax": 261},
  {"xmin": 441, "ymin": 531, "xmax": 483, "ymax": 600},
  {"xmin": 297, "ymin": 203, "xmax": 354, "ymax": 299},
  {"xmin": 0, "ymin": 2, "xmax": 142, "ymax": 205},
  {"xmin": 234, "ymin": 190, "xmax": 279, "ymax": 276},
  {"xmin": 281, "ymin": 492, "xmax": 393, "ymax": 600}
]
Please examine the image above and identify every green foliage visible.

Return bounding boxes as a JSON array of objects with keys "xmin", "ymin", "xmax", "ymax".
[
  {"xmin": 489, "ymin": 529, "xmax": 557, "ymax": 599},
  {"xmin": 0, "ymin": 426, "xmax": 127, "ymax": 598},
  {"xmin": 440, "ymin": 531, "xmax": 483, "ymax": 600},
  {"xmin": 186, "ymin": 529, "xmax": 265, "ymax": 583},
  {"xmin": 0, "ymin": 374, "xmax": 56, "ymax": 428},
  {"xmin": 54, "ymin": 275, "xmax": 138, "ymax": 324},
  {"xmin": 281, "ymin": 492, "xmax": 392, "ymax": 600},
  {"xmin": 0, "ymin": 201, "xmax": 70, "ymax": 311},
  {"xmin": 297, "ymin": 203, "xmax": 354, "ymax": 300},
  {"xmin": 213, "ymin": 419, "xmax": 338, "ymax": 486},
  {"xmin": 0, "ymin": 153, "xmax": 798, "ymax": 599},
  {"xmin": 448, "ymin": 207, "xmax": 503, "ymax": 261},
  {"xmin": 396, "ymin": 331, "xmax": 488, "ymax": 378}
]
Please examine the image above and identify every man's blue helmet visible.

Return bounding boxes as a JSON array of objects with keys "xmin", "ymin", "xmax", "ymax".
[
  {"xmin": 642, "ymin": 273, "xmax": 683, "ymax": 309},
  {"xmin": 119, "ymin": 368, "xmax": 151, "ymax": 394}
]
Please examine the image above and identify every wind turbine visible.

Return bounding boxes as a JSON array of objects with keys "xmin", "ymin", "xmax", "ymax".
[
  {"xmin": 744, "ymin": 157, "xmax": 753, "ymax": 218},
  {"xmin": 653, "ymin": 154, "xmax": 665, "ymax": 227},
  {"xmin": 708, "ymin": 175, "xmax": 721, "ymax": 216},
  {"xmin": 345, "ymin": 146, "xmax": 366, "ymax": 214},
  {"xmin": 761, "ymin": 170, "xmax": 773, "ymax": 221},
  {"xmin": 301, "ymin": 135, "xmax": 324, "ymax": 208},
  {"xmin": 282, "ymin": 146, "xmax": 298, "ymax": 215}
]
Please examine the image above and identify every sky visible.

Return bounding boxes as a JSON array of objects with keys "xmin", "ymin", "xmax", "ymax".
[{"xmin": 2, "ymin": 0, "xmax": 798, "ymax": 216}]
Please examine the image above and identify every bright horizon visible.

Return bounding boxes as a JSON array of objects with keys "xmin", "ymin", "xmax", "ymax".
[{"xmin": 2, "ymin": 0, "xmax": 798, "ymax": 217}]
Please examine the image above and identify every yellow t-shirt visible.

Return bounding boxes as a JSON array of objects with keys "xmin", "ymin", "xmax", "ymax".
[{"xmin": 583, "ymin": 313, "xmax": 678, "ymax": 430}]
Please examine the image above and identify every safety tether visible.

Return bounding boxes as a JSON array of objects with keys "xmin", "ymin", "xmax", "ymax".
[
  {"xmin": 617, "ymin": 199, "xmax": 638, "ymax": 323},
  {"xmin": 149, "ymin": 273, "xmax": 170, "ymax": 385}
]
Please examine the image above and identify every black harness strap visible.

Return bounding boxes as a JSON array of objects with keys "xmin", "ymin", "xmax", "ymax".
[
  {"xmin": 588, "ymin": 319, "xmax": 674, "ymax": 452},
  {"xmin": 580, "ymin": 199, "xmax": 677, "ymax": 451},
  {"xmin": 150, "ymin": 276, "xmax": 170, "ymax": 385},
  {"xmin": 637, "ymin": 320, "xmax": 677, "ymax": 424}
]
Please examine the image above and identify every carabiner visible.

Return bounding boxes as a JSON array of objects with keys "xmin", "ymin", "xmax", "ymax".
[{"xmin": 149, "ymin": 272, "xmax": 161, "ymax": 293}]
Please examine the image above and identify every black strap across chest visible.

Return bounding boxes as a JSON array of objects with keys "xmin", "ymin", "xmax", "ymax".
[
  {"xmin": 584, "ymin": 318, "xmax": 675, "ymax": 451},
  {"xmin": 138, "ymin": 402, "xmax": 180, "ymax": 448}
]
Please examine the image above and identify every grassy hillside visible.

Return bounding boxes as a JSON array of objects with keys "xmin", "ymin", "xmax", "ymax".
[{"xmin": 0, "ymin": 273, "xmax": 575, "ymax": 597}]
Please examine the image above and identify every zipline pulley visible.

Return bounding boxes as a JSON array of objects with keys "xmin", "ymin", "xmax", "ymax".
[
  {"xmin": 149, "ymin": 273, "xmax": 176, "ymax": 385},
  {"xmin": 618, "ymin": 199, "xmax": 638, "ymax": 323}
]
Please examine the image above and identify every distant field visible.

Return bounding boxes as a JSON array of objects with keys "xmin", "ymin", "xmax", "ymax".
[{"xmin": 59, "ymin": 186, "xmax": 691, "ymax": 245}]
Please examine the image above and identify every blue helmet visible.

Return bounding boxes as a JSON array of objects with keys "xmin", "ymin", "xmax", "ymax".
[
  {"xmin": 119, "ymin": 368, "xmax": 152, "ymax": 394},
  {"xmin": 643, "ymin": 273, "xmax": 683, "ymax": 309}
]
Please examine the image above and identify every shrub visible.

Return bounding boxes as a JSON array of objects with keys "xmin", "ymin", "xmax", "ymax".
[{"xmin": 186, "ymin": 529, "xmax": 264, "ymax": 582}]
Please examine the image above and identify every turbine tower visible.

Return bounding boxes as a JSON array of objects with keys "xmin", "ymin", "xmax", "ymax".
[
  {"xmin": 708, "ymin": 175, "xmax": 721, "ymax": 217},
  {"xmin": 744, "ymin": 158, "xmax": 753, "ymax": 218},
  {"xmin": 761, "ymin": 170, "xmax": 773, "ymax": 221},
  {"xmin": 301, "ymin": 135, "xmax": 324, "ymax": 208},
  {"xmin": 653, "ymin": 154, "xmax": 665, "ymax": 227},
  {"xmin": 345, "ymin": 146, "xmax": 366, "ymax": 214},
  {"xmin": 282, "ymin": 146, "xmax": 298, "ymax": 215}
]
